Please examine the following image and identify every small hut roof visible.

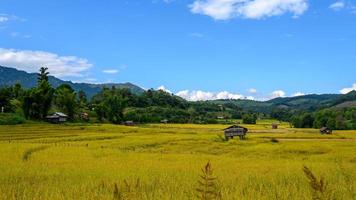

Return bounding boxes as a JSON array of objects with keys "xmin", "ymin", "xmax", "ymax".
[
  {"xmin": 320, "ymin": 127, "xmax": 330, "ymax": 131},
  {"xmin": 223, "ymin": 125, "xmax": 247, "ymax": 131},
  {"xmin": 54, "ymin": 112, "xmax": 68, "ymax": 117},
  {"xmin": 46, "ymin": 112, "xmax": 68, "ymax": 118}
]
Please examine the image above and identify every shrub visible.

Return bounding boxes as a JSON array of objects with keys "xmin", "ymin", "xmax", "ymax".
[{"xmin": 0, "ymin": 113, "xmax": 25, "ymax": 125}]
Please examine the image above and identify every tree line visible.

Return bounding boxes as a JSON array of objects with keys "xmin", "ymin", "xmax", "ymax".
[
  {"xmin": 0, "ymin": 67, "xmax": 252, "ymax": 124},
  {"xmin": 0, "ymin": 67, "xmax": 354, "ymax": 129},
  {"xmin": 271, "ymin": 107, "xmax": 356, "ymax": 130}
]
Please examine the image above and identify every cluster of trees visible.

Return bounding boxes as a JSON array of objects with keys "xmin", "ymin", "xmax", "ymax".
[
  {"xmin": 272, "ymin": 107, "xmax": 356, "ymax": 130},
  {"xmin": 91, "ymin": 86, "xmax": 247, "ymax": 124},
  {"xmin": 0, "ymin": 67, "xmax": 88, "ymax": 122},
  {"xmin": 0, "ymin": 68, "xmax": 248, "ymax": 124}
]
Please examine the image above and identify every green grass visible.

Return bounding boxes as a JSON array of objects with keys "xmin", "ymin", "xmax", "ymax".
[{"xmin": 0, "ymin": 121, "xmax": 355, "ymax": 199}]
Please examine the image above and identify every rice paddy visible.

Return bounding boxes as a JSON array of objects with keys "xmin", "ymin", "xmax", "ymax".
[{"xmin": 0, "ymin": 121, "xmax": 355, "ymax": 199}]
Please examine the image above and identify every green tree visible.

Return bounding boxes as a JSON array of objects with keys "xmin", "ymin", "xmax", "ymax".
[
  {"xmin": 242, "ymin": 113, "xmax": 257, "ymax": 124},
  {"xmin": 54, "ymin": 84, "xmax": 77, "ymax": 120},
  {"xmin": 38, "ymin": 67, "xmax": 49, "ymax": 82},
  {"xmin": 0, "ymin": 86, "xmax": 14, "ymax": 113},
  {"xmin": 22, "ymin": 67, "xmax": 54, "ymax": 120}
]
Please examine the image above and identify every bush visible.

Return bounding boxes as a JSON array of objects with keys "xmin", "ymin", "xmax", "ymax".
[
  {"xmin": 242, "ymin": 114, "xmax": 257, "ymax": 124},
  {"xmin": 0, "ymin": 113, "xmax": 25, "ymax": 125}
]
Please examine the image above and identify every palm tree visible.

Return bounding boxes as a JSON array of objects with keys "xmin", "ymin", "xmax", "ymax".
[{"xmin": 38, "ymin": 67, "xmax": 49, "ymax": 83}]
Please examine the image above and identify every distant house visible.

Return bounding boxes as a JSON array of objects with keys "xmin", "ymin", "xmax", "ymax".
[
  {"xmin": 272, "ymin": 123, "xmax": 278, "ymax": 129},
  {"xmin": 80, "ymin": 112, "xmax": 89, "ymax": 121},
  {"xmin": 45, "ymin": 112, "xmax": 68, "ymax": 123},
  {"xmin": 123, "ymin": 121, "xmax": 135, "ymax": 126},
  {"xmin": 320, "ymin": 127, "xmax": 332, "ymax": 134},
  {"xmin": 161, "ymin": 119, "xmax": 168, "ymax": 124},
  {"xmin": 224, "ymin": 125, "xmax": 248, "ymax": 140}
]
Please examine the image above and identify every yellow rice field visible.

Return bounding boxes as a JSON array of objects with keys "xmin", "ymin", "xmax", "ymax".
[{"xmin": 0, "ymin": 121, "xmax": 355, "ymax": 199}]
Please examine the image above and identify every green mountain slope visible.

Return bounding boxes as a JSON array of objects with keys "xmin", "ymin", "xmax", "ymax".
[
  {"xmin": 0, "ymin": 66, "xmax": 145, "ymax": 98},
  {"xmin": 212, "ymin": 92, "xmax": 355, "ymax": 113}
]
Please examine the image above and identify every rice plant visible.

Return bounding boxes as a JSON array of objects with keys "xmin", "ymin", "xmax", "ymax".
[
  {"xmin": 303, "ymin": 166, "xmax": 333, "ymax": 200},
  {"xmin": 196, "ymin": 162, "xmax": 222, "ymax": 200}
]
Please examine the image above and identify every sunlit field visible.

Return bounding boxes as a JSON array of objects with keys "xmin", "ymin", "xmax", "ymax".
[{"xmin": 0, "ymin": 121, "xmax": 355, "ymax": 200}]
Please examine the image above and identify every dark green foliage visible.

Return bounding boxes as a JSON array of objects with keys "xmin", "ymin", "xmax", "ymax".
[
  {"xmin": 242, "ymin": 113, "xmax": 257, "ymax": 124},
  {"xmin": 92, "ymin": 87, "xmax": 129, "ymax": 123},
  {"xmin": 124, "ymin": 106, "xmax": 191, "ymax": 123},
  {"xmin": 22, "ymin": 68, "xmax": 54, "ymax": 120},
  {"xmin": 54, "ymin": 84, "xmax": 77, "ymax": 120},
  {"xmin": 291, "ymin": 113, "xmax": 314, "ymax": 128},
  {"xmin": 313, "ymin": 108, "xmax": 355, "ymax": 130},
  {"xmin": 0, "ymin": 86, "xmax": 14, "ymax": 112},
  {"xmin": 196, "ymin": 162, "xmax": 221, "ymax": 200},
  {"xmin": 0, "ymin": 113, "xmax": 25, "ymax": 125}
]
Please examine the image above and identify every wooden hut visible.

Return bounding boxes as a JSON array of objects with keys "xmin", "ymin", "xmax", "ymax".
[
  {"xmin": 80, "ymin": 112, "xmax": 89, "ymax": 121},
  {"xmin": 272, "ymin": 123, "xmax": 278, "ymax": 129},
  {"xmin": 223, "ymin": 125, "xmax": 248, "ymax": 140},
  {"xmin": 160, "ymin": 119, "xmax": 168, "ymax": 124},
  {"xmin": 123, "ymin": 121, "xmax": 135, "ymax": 126},
  {"xmin": 320, "ymin": 127, "xmax": 332, "ymax": 134},
  {"xmin": 45, "ymin": 112, "xmax": 68, "ymax": 123}
]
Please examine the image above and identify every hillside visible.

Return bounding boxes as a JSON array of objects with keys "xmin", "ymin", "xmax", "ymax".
[
  {"xmin": 0, "ymin": 66, "xmax": 145, "ymax": 98},
  {"xmin": 212, "ymin": 92, "xmax": 356, "ymax": 113}
]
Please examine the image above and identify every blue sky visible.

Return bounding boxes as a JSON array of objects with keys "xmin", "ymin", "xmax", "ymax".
[{"xmin": 0, "ymin": 0, "xmax": 355, "ymax": 100}]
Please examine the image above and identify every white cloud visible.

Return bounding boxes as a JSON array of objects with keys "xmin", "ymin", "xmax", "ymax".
[
  {"xmin": 0, "ymin": 48, "xmax": 92, "ymax": 78},
  {"xmin": 329, "ymin": 1, "xmax": 345, "ymax": 11},
  {"xmin": 216, "ymin": 91, "xmax": 244, "ymax": 99},
  {"xmin": 270, "ymin": 90, "xmax": 286, "ymax": 99},
  {"xmin": 292, "ymin": 92, "xmax": 305, "ymax": 97},
  {"xmin": 189, "ymin": 32, "xmax": 205, "ymax": 38},
  {"xmin": 176, "ymin": 90, "xmax": 246, "ymax": 101},
  {"xmin": 157, "ymin": 85, "xmax": 172, "ymax": 93},
  {"xmin": 189, "ymin": 0, "xmax": 308, "ymax": 20},
  {"xmin": 102, "ymin": 69, "xmax": 119, "ymax": 74},
  {"xmin": 340, "ymin": 83, "xmax": 356, "ymax": 94},
  {"xmin": 248, "ymin": 88, "xmax": 257, "ymax": 93},
  {"xmin": 0, "ymin": 16, "xmax": 9, "ymax": 23},
  {"xmin": 10, "ymin": 32, "xmax": 31, "ymax": 39},
  {"xmin": 0, "ymin": 14, "xmax": 25, "ymax": 22}
]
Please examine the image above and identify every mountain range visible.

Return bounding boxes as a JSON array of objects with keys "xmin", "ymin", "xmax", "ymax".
[
  {"xmin": 0, "ymin": 66, "xmax": 145, "ymax": 98},
  {"xmin": 0, "ymin": 65, "xmax": 355, "ymax": 110}
]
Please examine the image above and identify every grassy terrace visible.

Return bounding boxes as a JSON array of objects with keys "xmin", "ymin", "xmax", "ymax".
[{"xmin": 0, "ymin": 121, "xmax": 355, "ymax": 199}]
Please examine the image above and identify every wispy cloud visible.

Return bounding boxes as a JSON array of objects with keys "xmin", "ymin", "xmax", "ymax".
[
  {"xmin": 10, "ymin": 32, "xmax": 31, "ymax": 39},
  {"xmin": 248, "ymin": 88, "xmax": 257, "ymax": 94},
  {"xmin": 102, "ymin": 69, "xmax": 119, "ymax": 74},
  {"xmin": 292, "ymin": 92, "xmax": 305, "ymax": 97},
  {"xmin": 0, "ymin": 48, "xmax": 92, "ymax": 78},
  {"xmin": 0, "ymin": 13, "xmax": 26, "ymax": 22},
  {"xmin": 189, "ymin": 32, "xmax": 204, "ymax": 38},
  {"xmin": 329, "ymin": 1, "xmax": 356, "ymax": 13},
  {"xmin": 189, "ymin": 0, "xmax": 308, "ymax": 20},
  {"xmin": 102, "ymin": 64, "xmax": 127, "ymax": 74},
  {"xmin": 0, "ymin": 16, "xmax": 9, "ymax": 23},
  {"xmin": 329, "ymin": 1, "xmax": 345, "ymax": 11},
  {"xmin": 175, "ymin": 90, "xmax": 247, "ymax": 101},
  {"xmin": 340, "ymin": 83, "xmax": 356, "ymax": 94}
]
